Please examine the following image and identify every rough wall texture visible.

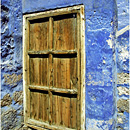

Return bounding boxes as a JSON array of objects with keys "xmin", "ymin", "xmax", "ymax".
[
  {"xmin": 2, "ymin": 0, "xmax": 129, "ymax": 130},
  {"xmin": 1, "ymin": 0, "xmax": 23, "ymax": 129},
  {"xmin": 116, "ymin": 0, "xmax": 129, "ymax": 129}
]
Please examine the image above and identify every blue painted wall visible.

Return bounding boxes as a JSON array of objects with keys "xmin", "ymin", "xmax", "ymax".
[
  {"xmin": 2, "ymin": 0, "xmax": 129, "ymax": 129},
  {"xmin": 116, "ymin": 0, "xmax": 129, "ymax": 129},
  {"xmin": 1, "ymin": 0, "xmax": 23, "ymax": 129}
]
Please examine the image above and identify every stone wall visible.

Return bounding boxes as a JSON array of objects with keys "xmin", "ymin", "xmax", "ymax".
[
  {"xmin": 116, "ymin": 0, "xmax": 129, "ymax": 129},
  {"xmin": 1, "ymin": 0, "xmax": 129, "ymax": 129},
  {"xmin": 1, "ymin": 0, "xmax": 23, "ymax": 129}
]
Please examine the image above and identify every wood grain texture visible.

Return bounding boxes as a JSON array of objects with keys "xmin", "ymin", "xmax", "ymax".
[
  {"xmin": 23, "ymin": 5, "xmax": 85, "ymax": 130},
  {"xmin": 28, "ymin": 50, "xmax": 77, "ymax": 55},
  {"xmin": 30, "ymin": 91, "xmax": 49, "ymax": 122},
  {"xmin": 53, "ymin": 57, "xmax": 77, "ymax": 89},
  {"xmin": 53, "ymin": 14, "xmax": 77, "ymax": 50},
  {"xmin": 29, "ymin": 19, "xmax": 49, "ymax": 51},
  {"xmin": 52, "ymin": 95, "xmax": 77, "ymax": 128},
  {"xmin": 29, "ymin": 85, "xmax": 77, "ymax": 94},
  {"xmin": 29, "ymin": 57, "xmax": 48, "ymax": 86}
]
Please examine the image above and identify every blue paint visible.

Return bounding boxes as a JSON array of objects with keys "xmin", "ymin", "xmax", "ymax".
[
  {"xmin": 117, "ymin": 0, "xmax": 129, "ymax": 30},
  {"xmin": 117, "ymin": 30, "xmax": 129, "ymax": 73},
  {"xmin": 86, "ymin": 85, "xmax": 115, "ymax": 120},
  {"xmin": 1, "ymin": 0, "xmax": 121, "ymax": 129},
  {"xmin": 1, "ymin": 0, "xmax": 23, "ymax": 129},
  {"xmin": 117, "ymin": 112, "xmax": 129, "ymax": 130},
  {"xmin": 116, "ymin": 0, "xmax": 129, "ymax": 129}
]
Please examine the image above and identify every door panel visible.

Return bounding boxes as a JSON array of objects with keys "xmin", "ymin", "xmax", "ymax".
[
  {"xmin": 29, "ymin": 56, "xmax": 49, "ymax": 86},
  {"xmin": 30, "ymin": 90, "xmax": 49, "ymax": 122},
  {"xmin": 29, "ymin": 19, "xmax": 49, "ymax": 51},
  {"xmin": 52, "ymin": 94, "xmax": 77, "ymax": 129},
  {"xmin": 53, "ymin": 56, "xmax": 77, "ymax": 89},
  {"xmin": 53, "ymin": 14, "xmax": 77, "ymax": 50}
]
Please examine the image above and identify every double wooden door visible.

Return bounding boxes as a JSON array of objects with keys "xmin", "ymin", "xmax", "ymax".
[{"xmin": 23, "ymin": 5, "xmax": 85, "ymax": 130}]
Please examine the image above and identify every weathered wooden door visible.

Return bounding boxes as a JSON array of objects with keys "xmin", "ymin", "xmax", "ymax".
[{"xmin": 23, "ymin": 5, "xmax": 85, "ymax": 130}]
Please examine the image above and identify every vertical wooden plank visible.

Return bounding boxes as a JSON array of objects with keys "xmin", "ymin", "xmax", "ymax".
[
  {"xmin": 29, "ymin": 58, "xmax": 34, "ymax": 85},
  {"xmin": 29, "ymin": 23, "xmax": 35, "ymax": 51},
  {"xmin": 53, "ymin": 15, "xmax": 76, "ymax": 50},
  {"xmin": 70, "ymin": 57, "xmax": 77, "ymax": 89},
  {"xmin": 48, "ymin": 17, "xmax": 53, "ymax": 125},
  {"xmin": 70, "ymin": 97, "xmax": 77, "ymax": 129},
  {"xmin": 76, "ymin": 12, "xmax": 81, "ymax": 130},
  {"xmin": 48, "ymin": 54, "xmax": 53, "ymax": 124},
  {"xmin": 61, "ymin": 59, "xmax": 66, "ymax": 89},
  {"xmin": 30, "ymin": 91, "xmax": 38, "ymax": 120},
  {"xmin": 43, "ymin": 92, "xmax": 49, "ymax": 122},
  {"xmin": 34, "ymin": 58, "xmax": 38, "ymax": 85},
  {"xmin": 26, "ymin": 20, "xmax": 31, "ymax": 122},
  {"xmin": 62, "ymin": 97, "xmax": 71, "ymax": 128},
  {"xmin": 49, "ymin": 17, "xmax": 53, "ymax": 50},
  {"xmin": 41, "ymin": 57, "xmax": 48, "ymax": 86},
  {"xmin": 66, "ymin": 59, "xmax": 70, "ymax": 89},
  {"xmin": 30, "ymin": 91, "xmax": 49, "ymax": 123},
  {"xmin": 23, "ymin": 15, "xmax": 28, "ymax": 125},
  {"xmin": 36, "ymin": 92, "xmax": 39, "ymax": 120},
  {"xmin": 29, "ymin": 20, "xmax": 49, "ymax": 51},
  {"xmin": 80, "ymin": 6, "xmax": 85, "ymax": 130},
  {"xmin": 39, "ymin": 58, "xmax": 41, "ymax": 85},
  {"xmin": 57, "ymin": 96, "xmax": 62, "ymax": 126},
  {"xmin": 41, "ymin": 58, "xmax": 44, "ymax": 86},
  {"xmin": 45, "ymin": 93, "xmax": 49, "ymax": 122},
  {"xmin": 53, "ymin": 58, "xmax": 57, "ymax": 89},
  {"xmin": 39, "ymin": 92, "xmax": 43, "ymax": 121},
  {"xmin": 30, "ymin": 57, "xmax": 49, "ymax": 86}
]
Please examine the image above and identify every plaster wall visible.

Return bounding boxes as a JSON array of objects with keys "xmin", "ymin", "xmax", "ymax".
[
  {"xmin": 1, "ymin": 0, "xmax": 23, "ymax": 129},
  {"xmin": 116, "ymin": 0, "xmax": 129, "ymax": 129},
  {"xmin": 1, "ymin": 0, "xmax": 129, "ymax": 130}
]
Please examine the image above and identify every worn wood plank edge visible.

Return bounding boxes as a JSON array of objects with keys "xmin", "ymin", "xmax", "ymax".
[
  {"xmin": 29, "ymin": 85, "xmax": 78, "ymax": 94},
  {"xmin": 23, "ymin": 15, "xmax": 27, "ymax": 125},
  {"xmin": 23, "ymin": 15, "xmax": 30, "ymax": 125},
  {"xmin": 28, "ymin": 50, "xmax": 77, "ymax": 55},
  {"xmin": 80, "ymin": 5, "xmax": 86, "ymax": 130},
  {"xmin": 27, "ymin": 119, "xmax": 76, "ymax": 130},
  {"xmin": 24, "ymin": 5, "xmax": 83, "ymax": 20}
]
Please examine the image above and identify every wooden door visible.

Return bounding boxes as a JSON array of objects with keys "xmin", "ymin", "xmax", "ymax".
[{"xmin": 23, "ymin": 5, "xmax": 85, "ymax": 130}]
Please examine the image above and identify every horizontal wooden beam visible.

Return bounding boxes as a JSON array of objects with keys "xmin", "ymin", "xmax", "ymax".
[
  {"xmin": 24, "ymin": 5, "xmax": 82, "ymax": 20},
  {"xmin": 27, "ymin": 119, "xmax": 76, "ymax": 130},
  {"xmin": 29, "ymin": 85, "xmax": 77, "ymax": 94},
  {"xmin": 29, "ymin": 85, "xmax": 49, "ymax": 91},
  {"xmin": 28, "ymin": 50, "xmax": 77, "ymax": 55}
]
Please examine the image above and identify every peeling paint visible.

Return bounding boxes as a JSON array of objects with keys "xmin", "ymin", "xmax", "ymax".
[
  {"xmin": 86, "ymin": 118, "xmax": 115, "ymax": 130},
  {"xmin": 117, "ymin": 86, "xmax": 129, "ymax": 96},
  {"xmin": 117, "ymin": 99, "xmax": 129, "ymax": 113},
  {"xmin": 106, "ymin": 34, "xmax": 113, "ymax": 48},
  {"xmin": 117, "ymin": 73, "xmax": 129, "ymax": 85},
  {"xmin": 116, "ymin": 25, "xmax": 130, "ymax": 37},
  {"xmin": 3, "ymin": 73, "xmax": 22, "ymax": 87},
  {"xmin": 1, "ymin": 94, "xmax": 12, "ymax": 107}
]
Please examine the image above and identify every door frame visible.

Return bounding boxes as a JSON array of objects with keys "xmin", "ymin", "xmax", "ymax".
[{"xmin": 23, "ymin": 5, "xmax": 85, "ymax": 130}]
